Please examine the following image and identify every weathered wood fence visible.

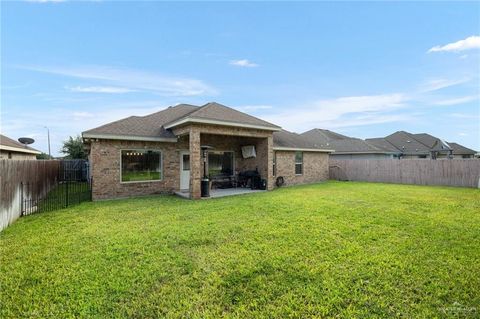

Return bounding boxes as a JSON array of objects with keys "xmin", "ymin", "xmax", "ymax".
[
  {"xmin": 1, "ymin": 160, "xmax": 60, "ymax": 231},
  {"xmin": 0, "ymin": 159, "xmax": 91, "ymax": 231},
  {"xmin": 329, "ymin": 159, "xmax": 480, "ymax": 188}
]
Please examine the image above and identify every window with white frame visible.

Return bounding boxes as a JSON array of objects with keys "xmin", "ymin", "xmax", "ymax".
[
  {"xmin": 121, "ymin": 150, "xmax": 162, "ymax": 182},
  {"xmin": 295, "ymin": 151, "xmax": 303, "ymax": 175}
]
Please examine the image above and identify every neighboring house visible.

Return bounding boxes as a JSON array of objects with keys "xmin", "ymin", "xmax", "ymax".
[
  {"xmin": 366, "ymin": 131, "xmax": 477, "ymax": 159},
  {"xmin": 82, "ymin": 102, "xmax": 332, "ymax": 200},
  {"xmin": 301, "ymin": 129, "xmax": 399, "ymax": 159},
  {"xmin": 301, "ymin": 129, "xmax": 477, "ymax": 160},
  {"xmin": 447, "ymin": 143, "xmax": 478, "ymax": 159},
  {"xmin": 0, "ymin": 134, "xmax": 41, "ymax": 160},
  {"xmin": 367, "ymin": 131, "xmax": 432, "ymax": 159}
]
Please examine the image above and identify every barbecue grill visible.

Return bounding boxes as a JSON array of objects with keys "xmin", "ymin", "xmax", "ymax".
[{"xmin": 238, "ymin": 169, "xmax": 264, "ymax": 190}]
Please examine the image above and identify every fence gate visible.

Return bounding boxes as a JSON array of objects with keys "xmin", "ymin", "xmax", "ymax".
[{"xmin": 21, "ymin": 160, "xmax": 92, "ymax": 216}]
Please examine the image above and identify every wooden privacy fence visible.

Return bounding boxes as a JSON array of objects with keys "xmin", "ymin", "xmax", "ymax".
[
  {"xmin": 329, "ymin": 159, "xmax": 480, "ymax": 188},
  {"xmin": 1, "ymin": 160, "xmax": 60, "ymax": 230},
  {"xmin": 0, "ymin": 159, "xmax": 91, "ymax": 231}
]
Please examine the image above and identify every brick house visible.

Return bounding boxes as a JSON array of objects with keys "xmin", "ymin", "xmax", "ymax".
[
  {"xmin": 0, "ymin": 134, "xmax": 41, "ymax": 160},
  {"xmin": 82, "ymin": 102, "xmax": 332, "ymax": 200}
]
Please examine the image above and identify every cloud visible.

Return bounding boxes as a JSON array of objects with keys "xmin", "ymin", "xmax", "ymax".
[
  {"xmin": 72, "ymin": 112, "xmax": 94, "ymax": 120},
  {"xmin": 0, "ymin": 103, "xmax": 169, "ymax": 156},
  {"xmin": 449, "ymin": 113, "xmax": 479, "ymax": 119},
  {"xmin": 21, "ymin": 65, "xmax": 217, "ymax": 96},
  {"xmin": 261, "ymin": 74, "xmax": 477, "ymax": 132},
  {"xmin": 458, "ymin": 132, "xmax": 468, "ymax": 136},
  {"xmin": 419, "ymin": 78, "xmax": 470, "ymax": 92},
  {"xmin": 234, "ymin": 105, "xmax": 273, "ymax": 112},
  {"xmin": 433, "ymin": 95, "xmax": 478, "ymax": 106},
  {"xmin": 428, "ymin": 35, "xmax": 480, "ymax": 53},
  {"xmin": 264, "ymin": 93, "xmax": 409, "ymax": 131},
  {"xmin": 316, "ymin": 114, "xmax": 412, "ymax": 130},
  {"xmin": 67, "ymin": 86, "xmax": 136, "ymax": 94},
  {"xmin": 229, "ymin": 59, "xmax": 259, "ymax": 67}
]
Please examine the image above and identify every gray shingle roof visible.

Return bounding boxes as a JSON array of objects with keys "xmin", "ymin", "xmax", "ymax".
[
  {"xmin": 367, "ymin": 131, "xmax": 476, "ymax": 155},
  {"xmin": 273, "ymin": 130, "xmax": 325, "ymax": 149},
  {"xmin": 0, "ymin": 134, "xmax": 41, "ymax": 153},
  {"xmin": 171, "ymin": 102, "xmax": 281, "ymax": 129},
  {"xmin": 412, "ymin": 133, "xmax": 439, "ymax": 148},
  {"xmin": 364, "ymin": 138, "xmax": 400, "ymax": 152},
  {"xmin": 447, "ymin": 142, "xmax": 476, "ymax": 155},
  {"xmin": 302, "ymin": 129, "xmax": 394, "ymax": 154},
  {"xmin": 382, "ymin": 131, "xmax": 431, "ymax": 155},
  {"xmin": 83, "ymin": 102, "xmax": 280, "ymax": 140},
  {"xmin": 413, "ymin": 133, "xmax": 452, "ymax": 152},
  {"xmin": 328, "ymin": 139, "xmax": 389, "ymax": 153},
  {"xmin": 84, "ymin": 104, "xmax": 199, "ymax": 139},
  {"xmin": 301, "ymin": 129, "xmax": 350, "ymax": 145},
  {"xmin": 84, "ymin": 102, "xmax": 324, "ymax": 150}
]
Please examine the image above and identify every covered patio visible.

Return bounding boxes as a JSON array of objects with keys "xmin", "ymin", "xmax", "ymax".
[{"xmin": 172, "ymin": 124, "xmax": 274, "ymax": 199}]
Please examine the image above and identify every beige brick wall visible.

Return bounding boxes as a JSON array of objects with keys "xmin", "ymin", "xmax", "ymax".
[
  {"xmin": 172, "ymin": 124, "xmax": 272, "ymax": 139},
  {"xmin": 89, "ymin": 125, "xmax": 331, "ymax": 200},
  {"xmin": 176, "ymin": 124, "xmax": 274, "ymax": 198},
  {"xmin": 194, "ymin": 132, "xmax": 272, "ymax": 197},
  {"xmin": 274, "ymin": 151, "xmax": 329, "ymax": 187},
  {"xmin": 200, "ymin": 134, "xmax": 266, "ymax": 172},
  {"xmin": 189, "ymin": 128, "xmax": 202, "ymax": 199},
  {"xmin": 0, "ymin": 150, "xmax": 37, "ymax": 160},
  {"xmin": 90, "ymin": 139, "xmax": 188, "ymax": 200},
  {"xmin": 89, "ymin": 124, "xmax": 275, "ymax": 200}
]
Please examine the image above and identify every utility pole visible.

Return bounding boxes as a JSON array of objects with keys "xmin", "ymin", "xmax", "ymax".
[{"xmin": 44, "ymin": 126, "xmax": 51, "ymax": 158}]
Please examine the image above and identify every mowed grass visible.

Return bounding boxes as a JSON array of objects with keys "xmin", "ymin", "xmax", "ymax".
[
  {"xmin": 121, "ymin": 171, "xmax": 161, "ymax": 182},
  {"xmin": 1, "ymin": 182, "xmax": 479, "ymax": 318}
]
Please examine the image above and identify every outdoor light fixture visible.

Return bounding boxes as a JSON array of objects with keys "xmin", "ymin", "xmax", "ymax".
[
  {"xmin": 200, "ymin": 145, "xmax": 214, "ymax": 179},
  {"xmin": 200, "ymin": 145, "xmax": 214, "ymax": 197}
]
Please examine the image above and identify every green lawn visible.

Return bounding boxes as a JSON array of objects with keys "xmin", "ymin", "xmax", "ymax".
[
  {"xmin": 122, "ymin": 171, "xmax": 161, "ymax": 182},
  {"xmin": 37, "ymin": 181, "xmax": 91, "ymax": 213},
  {"xmin": 1, "ymin": 182, "xmax": 479, "ymax": 318}
]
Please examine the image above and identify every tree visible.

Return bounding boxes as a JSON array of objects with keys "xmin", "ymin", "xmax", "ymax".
[
  {"xmin": 36, "ymin": 152, "xmax": 53, "ymax": 160},
  {"xmin": 61, "ymin": 135, "xmax": 87, "ymax": 159}
]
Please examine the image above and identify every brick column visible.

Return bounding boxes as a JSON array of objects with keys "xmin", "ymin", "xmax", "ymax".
[
  {"xmin": 257, "ymin": 135, "xmax": 274, "ymax": 190},
  {"xmin": 266, "ymin": 135, "xmax": 274, "ymax": 190},
  {"xmin": 189, "ymin": 128, "xmax": 201, "ymax": 199}
]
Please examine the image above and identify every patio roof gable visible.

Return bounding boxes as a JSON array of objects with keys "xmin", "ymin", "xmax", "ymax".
[{"xmin": 164, "ymin": 102, "xmax": 282, "ymax": 131}]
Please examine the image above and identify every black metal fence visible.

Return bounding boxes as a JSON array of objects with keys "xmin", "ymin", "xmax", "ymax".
[
  {"xmin": 60, "ymin": 159, "xmax": 90, "ymax": 181},
  {"xmin": 20, "ymin": 160, "xmax": 91, "ymax": 216}
]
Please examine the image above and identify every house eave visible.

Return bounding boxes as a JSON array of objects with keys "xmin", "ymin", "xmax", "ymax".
[
  {"xmin": 82, "ymin": 133, "xmax": 178, "ymax": 143},
  {"xmin": 332, "ymin": 151, "xmax": 400, "ymax": 155},
  {"xmin": 273, "ymin": 147, "xmax": 334, "ymax": 153},
  {"xmin": 0, "ymin": 145, "xmax": 41, "ymax": 155},
  {"xmin": 401, "ymin": 152, "xmax": 431, "ymax": 155},
  {"xmin": 164, "ymin": 117, "xmax": 282, "ymax": 131}
]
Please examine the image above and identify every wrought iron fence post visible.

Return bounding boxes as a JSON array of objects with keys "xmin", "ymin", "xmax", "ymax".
[
  {"xmin": 65, "ymin": 181, "xmax": 69, "ymax": 208},
  {"xmin": 20, "ymin": 182, "xmax": 24, "ymax": 217}
]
